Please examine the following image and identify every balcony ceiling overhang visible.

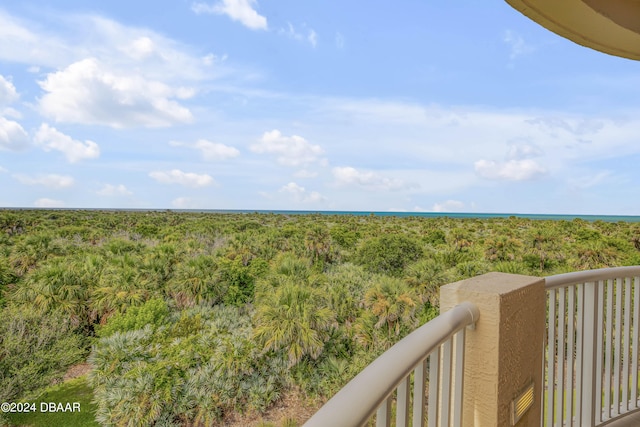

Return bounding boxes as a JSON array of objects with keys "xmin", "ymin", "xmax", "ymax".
[{"xmin": 506, "ymin": 0, "xmax": 640, "ymax": 60}]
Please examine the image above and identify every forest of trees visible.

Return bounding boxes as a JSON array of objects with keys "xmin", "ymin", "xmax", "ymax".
[{"xmin": 1, "ymin": 209, "xmax": 639, "ymax": 426}]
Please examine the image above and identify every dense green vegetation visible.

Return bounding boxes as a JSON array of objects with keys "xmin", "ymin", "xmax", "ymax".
[{"xmin": 1, "ymin": 209, "xmax": 639, "ymax": 426}]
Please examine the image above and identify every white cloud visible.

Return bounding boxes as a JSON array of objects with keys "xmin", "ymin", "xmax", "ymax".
[
  {"xmin": 0, "ymin": 11, "xmax": 216, "ymax": 82},
  {"xmin": 0, "ymin": 12, "xmax": 220, "ymax": 130},
  {"xmin": 192, "ymin": 0, "xmax": 267, "ymax": 30},
  {"xmin": 280, "ymin": 182, "xmax": 305, "ymax": 195},
  {"xmin": 34, "ymin": 198, "xmax": 65, "ymax": 208},
  {"xmin": 0, "ymin": 117, "xmax": 29, "ymax": 151},
  {"xmin": 14, "ymin": 174, "xmax": 74, "ymax": 189},
  {"xmin": 202, "ymin": 54, "xmax": 215, "ymax": 66},
  {"xmin": 171, "ymin": 139, "xmax": 240, "ymax": 161},
  {"xmin": 568, "ymin": 171, "xmax": 612, "ymax": 190},
  {"xmin": 122, "ymin": 36, "xmax": 155, "ymax": 60},
  {"xmin": 97, "ymin": 184, "xmax": 133, "ymax": 196},
  {"xmin": 279, "ymin": 181, "xmax": 325, "ymax": 203},
  {"xmin": 506, "ymin": 142, "xmax": 543, "ymax": 160},
  {"xmin": 319, "ymin": 98, "xmax": 640, "ymax": 170},
  {"xmin": 0, "ymin": 11, "xmax": 74, "ymax": 68},
  {"xmin": 432, "ymin": 200, "xmax": 465, "ymax": 212},
  {"xmin": 503, "ymin": 30, "xmax": 535, "ymax": 60},
  {"xmin": 526, "ymin": 116, "xmax": 604, "ymax": 137},
  {"xmin": 149, "ymin": 169, "xmax": 215, "ymax": 187},
  {"xmin": 34, "ymin": 124, "xmax": 100, "ymax": 163},
  {"xmin": 0, "ymin": 166, "xmax": 7, "ymax": 173},
  {"xmin": 474, "ymin": 159, "xmax": 547, "ymax": 181},
  {"xmin": 38, "ymin": 58, "xmax": 194, "ymax": 128},
  {"xmin": 279, "ymin": 23, "xmax": 317, "ymax": 47},
  {"xmin": 332, "ymin": 166, "xmax": 410, "ymax": 191},
  {"xmin": 308, "ymin": 30, "xmax": 318, "ymax": 48},
  {"xmin": 0, "ymin": 75, "xmax": 18, "ymax": 105},
  {"xmin": 2, "ymin": 108, "xmax": 21, "ymax": 120},
  {"xmin": 193, "ymin": 140, "xmax": 239, "ymax": 160},
  {"xmin": 251, "ymin": 129, "xmax": 324, "ymax": 166}
]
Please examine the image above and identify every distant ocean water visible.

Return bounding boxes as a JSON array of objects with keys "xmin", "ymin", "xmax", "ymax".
[
  {"xmin": 182, "ymin": 210, "xmax": 640, "ymax": 223},
  {"xmin": 4, "ymin": 208, "xmax": 640, "ymax": 222}
]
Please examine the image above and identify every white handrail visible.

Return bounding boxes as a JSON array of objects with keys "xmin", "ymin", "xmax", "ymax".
[
  {"xmin": 303, "ymin": 301, "xmax": 479, "ymax": 427},
  {"xmin": 545, "ymin": 266, "xmax": 640, "ymax": 289}
]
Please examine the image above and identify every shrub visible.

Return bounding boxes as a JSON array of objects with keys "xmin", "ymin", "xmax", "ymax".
[
  {"xmin": 90, "ymin": 306, "xmax": 289, "ymax": 425},
  {"xmin": 330, "ymin": 226, "xmax": 360, "ymax": 248},
  {"xmin": 219, "ymin": 257, "xmax": 268, "ymax": 306},
  {"xmin": 97, "ymin": 298, "xmax": 169, "ymax": 337},
  {"xmin": 0, "ymin": 307, "xmax": 86, "ymax": 402},
  {"xmin": 355, "ymin": 234, "xmax": 423, "ymax": 276},
  {"xmin": 424, "ymin": 229, "xmax": 447, "ymax": 245}
]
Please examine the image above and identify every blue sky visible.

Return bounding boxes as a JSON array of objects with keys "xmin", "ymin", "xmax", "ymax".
[{"xmin": 1, "ymin": 1, "xmax": 639, "ymax": 214}]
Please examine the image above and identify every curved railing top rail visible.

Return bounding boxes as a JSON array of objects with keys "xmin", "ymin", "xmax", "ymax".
[
  {"xmin": 545, "ymin": 266, "xmax": 640, "ymax": 290},
  {"xmin": 303, "ymin": 301, "xmax": 479, "ymax": 427}
]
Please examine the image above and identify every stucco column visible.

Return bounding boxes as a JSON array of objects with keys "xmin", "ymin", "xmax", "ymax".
[{"xmin": 440, "ymin": 272, "xmax": 545, "ymax": 426}]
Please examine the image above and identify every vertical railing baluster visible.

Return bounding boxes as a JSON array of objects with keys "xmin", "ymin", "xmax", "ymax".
[
  {"xmin": 452, "ymin": 330, "xmax": 465, "ymax": 427},
  {"xmin": 633, "ymin": 277, "xmax": 640, "ymax": 409},
  {"xmin": 581, "ymin": 281, "xmax": 598, "ymax": 426},
  {"xmin": 596, "ymin": 280, "xmax": 605, "ymax": 423},
  {"xmin": 428, "ymin": 349, "xmax": 440, "ymax": 427},
  {"xmin": 376, "ymin": 396, "xmax": 392, "ymax": 427},
  {"xmin": 396, "ymin": 376, "xmax": 410, "ymax": 427},
  {"xmin": 440, "ymin": 338, "xmax": 453, "ymax": 427},
  {"xmin": 547, "ymin": 289, "xmax": 557, "ymax": 427},
  {"xmin": 622, "ymin": 277, "xmax": 632, "ymax": 413},
  {"xmin": 566, "ymin": 285, "xmax": 576, "ymax": 425},
  {"xmin": 614, "ymin": 278, "xmax": 623, "ymax": 416},
  {"xmin": 574, "ymin": 283, "xmax": 584, "ymax": 427},
  {"xmin": 604, "ymin": 279, "xmax": 614, "ymax": 420},
  {"xmin": 414, "ymin": 359, "xmax": 427, "ymax": 427},
  {"xmin": 556, "ymin": 287, "xmax": 566, "ymax": 426}
]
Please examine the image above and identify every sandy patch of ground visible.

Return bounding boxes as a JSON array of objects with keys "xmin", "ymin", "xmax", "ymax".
[
  {"xmin": 223, "ymin": 389, "xmax": 323, "ymax": 427},
  {"xmin": 63, "ymin": 363, "xmax": 92, "ymax": 381}
]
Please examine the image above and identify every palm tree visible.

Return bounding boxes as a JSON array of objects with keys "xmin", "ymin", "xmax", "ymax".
[
  {"xmin": 226, "ymin": 234, "xmax": 255, "ymax": 266},
  {"xmin": 272, "ymin": 252, "xmax": 311, "ymax": 280},
  {"xmin": 404, "ymin": 258, "xmax": 452, "ymax": 305},
  {"xmin": 363, "ymin": 276, "xmax": 418, "ymax": 337},
  {"xmin": 139, "ymin": 243, "xmax": 180, "ymax": 288},
  {"xmin": 575, "ymin": 241, "xmax": 617, "ymax": 269},
  {"xmin": 525, "ymin": 227, "xmax": 560, "ymax": 272},
  {"xmin": 485, "ymin": 235, "xmax": 524, "ymax": 262},
  {"xmin": 448, "ymin": 227, "xmax": 473, "ymax": 251},
  {"xmin": 9, "ymin": 233, "xmax": 60, "ymax": 276},
  {"xmin": 166, "ymin": 255, "xmax": 220, "ymax": 308},
  {"xmin": 254, "ymin": 279, "xmax": 334, "ymax": 366},
  {"xmin": 10, "ymin": 258, "xmax": 89, "ymax": 327},
  {"xmin": 304, "ymin": 225, "xmax": 332, "ymax": 264},
  {"xmin": 90, "ymin": 260, "xmax": 149, "ymax": 324}
]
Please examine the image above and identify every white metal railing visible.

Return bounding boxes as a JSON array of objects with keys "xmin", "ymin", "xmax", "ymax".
[
  {"xmin": 303, "ymin": 301, "xmax": 479, "ymax": 427},
  {"xmin": 544, "ymin": 266, "xmax": 640, "ymax": 426}
]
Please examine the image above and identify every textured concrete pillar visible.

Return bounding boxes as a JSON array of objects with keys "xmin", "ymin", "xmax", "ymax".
[{"xmin": 440, "ymin": 272, "xmax": 545, "ymax": 426}]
